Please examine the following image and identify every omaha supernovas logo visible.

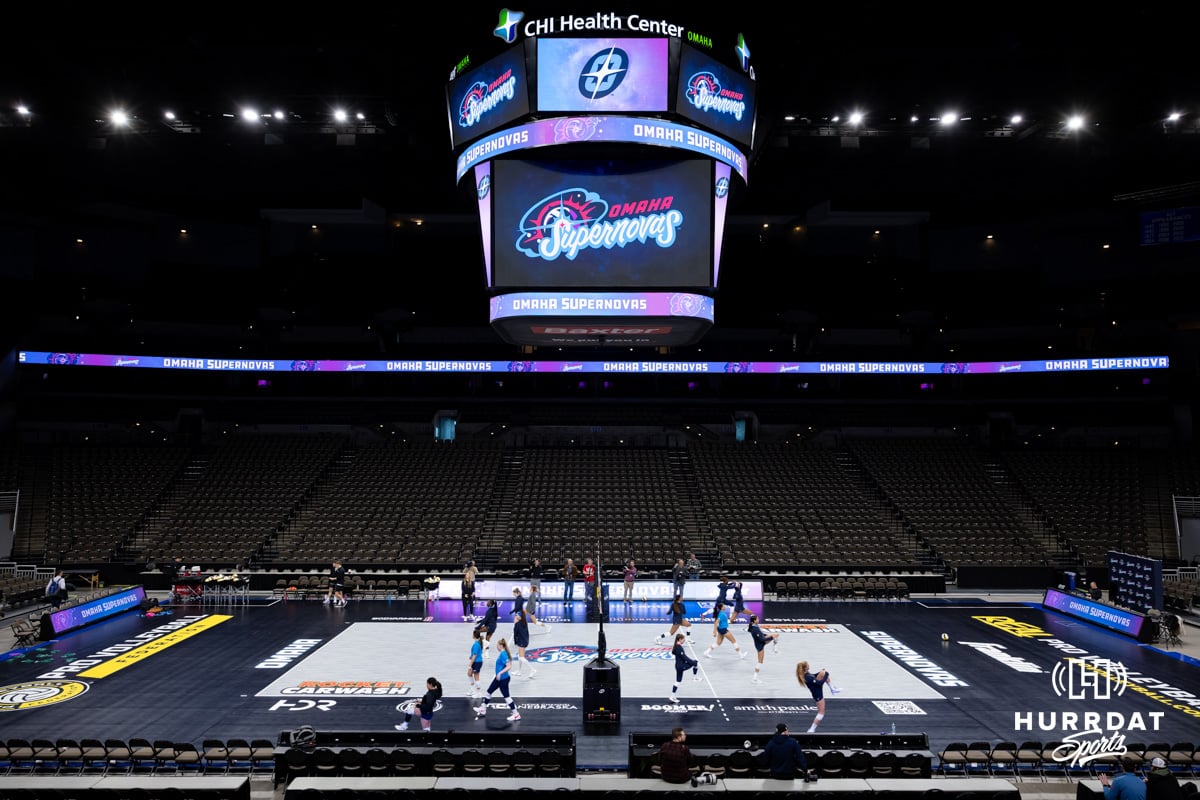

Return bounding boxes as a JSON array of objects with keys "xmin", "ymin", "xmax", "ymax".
[{"xmin": 0, "ymin": 680, "xmax": 89, "ymax": 711}]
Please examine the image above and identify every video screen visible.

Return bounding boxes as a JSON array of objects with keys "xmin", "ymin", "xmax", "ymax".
[
  {"xmin": 675, "ymin": 42, "xmax": 757, "ymax": 149},
  {"xmin": 536, "ymin": 37, "xmax": 669, "ymax": 113},
  {"xmin": 447, "ymin": 45, "xmax": 531, "ymax": 148},
  {"xmin": 492, "ymin": 159, "xmax": 713, "ymax": 288}
]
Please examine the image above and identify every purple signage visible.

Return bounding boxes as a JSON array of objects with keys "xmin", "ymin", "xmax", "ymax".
[
  {"xmin": 1041, "ymin": 587, "xmax": 1147, "ymax": 639},
  {"xmin": 19, "ymin": 351, "xmax": 1171, "ymax": 375},
  {"xmin": 48, "ymin": 586, "xmax": 146, "ymax": 635}
]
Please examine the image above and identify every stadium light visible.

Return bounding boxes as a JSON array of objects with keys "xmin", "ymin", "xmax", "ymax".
[
  {"xmin": 273, "ymin": 110, "xmax": 285, "ymax": 120},
  {"xmin": 1010, "ymin": 114, "xmax": 1023, "ymax": 124},
  {"xmin": 940, "ymin": 111, "xmax": 958, "ymax": 126},
  {"xmin": 848, "ymin": 110, "xmax": 864, "ymax": 125},
  {"xmin": 240, "ymin": 108, "xmax": 259, "ymax": 122},
  {"xmin": 110, "ymin": 110, "xmax": 129, "ymax": 126},
  {"xmin": 333, "ymin": 109, "xmax": 348, "ymax": 122},
  {"xmin": 1066, "ymin": 115, "xmax": 1085, "ymax": 130},
  {"xmin": 16, "ymin": 105, "xmax": 30, "ymax": 116},
  {"xmin": 163, "ymin": 110, "xmax": 176, "ymax": 120},
  {"xmin": 1167, "ymin": 111, "xmax": 1182, "ymax": 122}
]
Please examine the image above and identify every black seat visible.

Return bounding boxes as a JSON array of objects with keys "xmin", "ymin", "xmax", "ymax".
[
  {"xmin": 486, "ymin": 750, "xmax": 512, "ymax": 776},
  {"xmin": 388, "ymin": 748, "xmax": 416, "ymax": 775},
  {"xmin": 460, "ymin": 749, "xmax": 486, "ymax": 775},
  {"xmin": 338, "ymin": 747, "xmax": 364, "ymax": 776},
  {"xmin": 819, "ymin": 750, "xmax": 846, "ymax": 778},
  {"xmin": 539, "ymin": 749, "xmax": 563, "ymax": 776},
  {"xmin": 872, "ymin": 751, "xmax": 898, "ymax": 778},
  {"xmin": 845, "ymin": 750, "xmax": 872, "ymax": 778},
  {"xmin": 364, "ymin": 747, "xmax": 389, "ymax": 776}
]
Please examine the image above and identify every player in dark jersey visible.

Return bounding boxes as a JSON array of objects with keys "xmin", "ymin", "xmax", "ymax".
[
  {"xmin": 669, "ymin": 633, "xmax": 701, "ymax": 704},
  {"xmin": 797, "ymin": 659, "xmax": 841, "ymax": 732},
  {"xmin": 655, "ymin": 594, "xmax": 693, "ymax": 644},
  {"xmin": 746, "ymin": 613, "xmax": 780, "ymax": 683}
]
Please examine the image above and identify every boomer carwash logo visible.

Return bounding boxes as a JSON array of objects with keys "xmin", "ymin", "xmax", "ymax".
[
  {"xmin": 0, "ymin": 680, "xmax": 89, "ymax": 711},
  {"xmin": 457, "ymin": 69, "xmax": 518, "ymax": 131},
  {"xmin": 684, "ymin": 71, "xmax": 747, "ymax": 122},
  {"xmin": 516, "ymin": 188, "xmax": 683, "ymax": 262}
]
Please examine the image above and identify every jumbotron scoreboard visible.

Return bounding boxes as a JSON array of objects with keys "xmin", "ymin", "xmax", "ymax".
[{"xmin": 446, "ymin": 8, "xmax": 758, "ymax": 347}]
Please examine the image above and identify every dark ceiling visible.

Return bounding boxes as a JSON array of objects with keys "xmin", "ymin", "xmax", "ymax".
[{"xmin": 1, "ymin": 2, "xmax": 1198, "ymax": 364}]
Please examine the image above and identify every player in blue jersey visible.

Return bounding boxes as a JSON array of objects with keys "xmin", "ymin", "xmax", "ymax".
[
  {"xmin": 467, "ymin": 628, "xmax": 484, "ymax": 697},
  {"xmin": 746, "ymin": 613, "xmax": 780, "ymax": 683},
  {"xmin": 474, "ymin": 638, "xmax": 521, "ymax": 722},
  {"xmin": 797, "ymin": 659, "xmax": 840, "ymax": 732},
  {"xmin": 703, "ymin": 602, "xmax": 745, "ymax": 659},
  {"xmin": 668, "ymin": 633, "xmax": 702, "ymax": 704}
]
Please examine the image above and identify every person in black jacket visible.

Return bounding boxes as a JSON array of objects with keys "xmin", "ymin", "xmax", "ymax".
[
  {"xmin": 763, "ymin": 722, "xmax": 813, "ymax": 780},
  {"xmin": 1145, "ymin": 756, "xmax": 1185, "ymax": 800},
  {"xmin": 395, "ymin": 677, "xmax": 443, "ymax": 731}
]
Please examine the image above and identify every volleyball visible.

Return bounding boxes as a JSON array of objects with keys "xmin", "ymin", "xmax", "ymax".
[{"xmin": 941, "ymin": 633, "xmax": 949, "ymax": 641}]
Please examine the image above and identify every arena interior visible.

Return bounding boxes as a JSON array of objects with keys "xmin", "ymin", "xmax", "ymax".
[{"xmin": 1, "ymin": 3, "xmax": 1199, "ymax": 799}]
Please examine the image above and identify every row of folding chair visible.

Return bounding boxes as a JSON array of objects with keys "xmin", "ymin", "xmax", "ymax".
[
  {"xmin": 279, "ymin": 746, "xmax": 566, "ymax": 784},
  {"xmin": 652, "ymin": 749, "xmax": 928, "ymax": 780},
  {"xmin": 938, "ymin": 740, "xmax": 1200, "ymax": 781},
  {"xmin": 0, "ymin": 737, "xmax": 273, "ymax": 776}
]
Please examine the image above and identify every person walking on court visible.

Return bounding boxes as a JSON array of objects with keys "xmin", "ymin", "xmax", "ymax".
[
  {"xmin": 474, "ymin": 638, "xmax": 521, "ymax": 721},
  {"xmin": 324, "ymin": 560, "xmax": 346, "ymax": 606},
  {"xmin": 528, "ymin": 558, "xmax": 543, "ymax": 592},
  {"xmin": 703, "ymin": 602, "xmax": 745, "ymax": 660},
  {"xmin": 747, "ymin": 613, "xmax": 780, "ymax": 683},
  {"xmin": 797, "ymin": 660, "xmax": 840, "ymax": 732},
  {"xmin": 655, "ymin": 594, "xmax": 693, "ymax": 644},
  {"xmin": 474, "ymin": 599, "xmax": 499, "ymax": 656},
  {"xmin": 511, "ymin": 610, "xmax": 535, "ymax": 677},
  {"xmin": 583, "ymin": 557, "xmax": 597, "ymax": 607},
  {"xmin": 395, "ymin": 676, "xmax": 442, "ymax": 731},
  {"xmin": 671, "ymin": 558, "xmax": 687, "ymax": 599},
  {"xmin": 669, "ymin": 633, "xmax": 701, "ymax": 704},
  {"xmin": 467, "ymin": 628, "xmax": 485, "ymax": 697},
  {"xmin": 562, "ymin": 558, "xmax": 579, "ymax": 606},
  {"xmin": 461, "ymin": 560, "xmax": 479, "ymax": 621},
  {"xmin": 510, "ymin": 586, "xmax": 526, "ymax": 620},
  {"xmin": 622, "ymin": 559, "xmax": 638, "ymax": 603}
]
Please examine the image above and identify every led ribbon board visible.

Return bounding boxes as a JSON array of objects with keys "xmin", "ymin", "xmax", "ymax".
[
  {"xmin": 19, "ymin": 352, "xmax": 1171, "ymax": 374},
  {"xmin": 456, "ymin": 116, "xmax": 748, "ymax": 184}
]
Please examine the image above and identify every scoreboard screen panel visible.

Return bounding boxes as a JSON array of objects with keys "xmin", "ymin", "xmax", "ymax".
[
  {"xmin": 492, "ymin": 158, "xmax": 713, "ymax": 288},
  {"xmin": 536, "ymin": 37, "xmax": 669, "ymax": 113},
  {"xmin": 446, "ymin": 44, "xmax": 532, "ymax": 148},
  {"xmin": 675, "ymin": 41, "xmax": 756, "ymax": 149}
]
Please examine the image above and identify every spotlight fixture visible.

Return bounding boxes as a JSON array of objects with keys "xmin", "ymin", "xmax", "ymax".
[{"xmin": 110, "ymin": 110, "xmax": 129, "ymax": 126}]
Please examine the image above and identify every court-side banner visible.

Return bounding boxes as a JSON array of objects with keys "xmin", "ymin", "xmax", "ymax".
[{"xmin": 19, "ymin": 352, "xmax": 1170, "ymax": 375}]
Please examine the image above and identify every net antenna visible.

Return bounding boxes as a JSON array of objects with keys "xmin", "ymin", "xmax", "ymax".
[{"xmin": 595, "ymin": 540, "xmax": 607, "ymax": 663}]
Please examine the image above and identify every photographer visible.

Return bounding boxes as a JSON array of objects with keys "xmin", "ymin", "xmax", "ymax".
[{"xmin": 763, "ymin": 722, "xmax": 814, "ymax": 781}]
